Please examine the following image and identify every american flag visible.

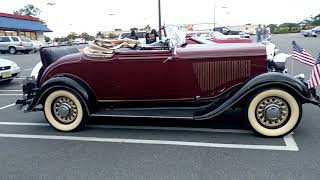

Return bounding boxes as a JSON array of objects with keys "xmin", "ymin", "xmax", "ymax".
[
  {"xmin": 292, "ymin": 41, "xmax": 316, "ymax": 66},
  {"xmin": 308, "ymin": 53, "xmax": 320, "ymax": 88}
]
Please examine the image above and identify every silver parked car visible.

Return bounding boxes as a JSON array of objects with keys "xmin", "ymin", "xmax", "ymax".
[
  {"xmin": 301, "ymin": 26, "xmax": 320, "ymax": 37},
  {"xmin": 0, "ymin": 36, "xmax": 33, "ymax": 54}
]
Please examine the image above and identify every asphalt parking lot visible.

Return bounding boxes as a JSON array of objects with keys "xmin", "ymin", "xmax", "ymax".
[{"xmin": 0, "ymin": 35, "xmax": 320, "ymax": 180}]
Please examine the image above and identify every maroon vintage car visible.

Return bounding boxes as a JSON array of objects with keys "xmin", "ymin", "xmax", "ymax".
[{"xmin": 16, "ymin": 27, "xmax": 320, "ymax": 137}]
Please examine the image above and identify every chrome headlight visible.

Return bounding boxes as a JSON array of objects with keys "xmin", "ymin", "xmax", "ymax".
[{"xmin": 271, "ymin": 53, "xmax": 291, "ymax": 72}]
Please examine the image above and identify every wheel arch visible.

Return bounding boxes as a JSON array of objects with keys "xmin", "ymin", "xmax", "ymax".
[
  {"xmin": 8, "ymin": 46, "xmax": 16, "ymax": 51},
  {"xmin": 195, "ymin": 73, "xmax": 311, "ymax": 120},
  {"xmin": 27, "ymin": 75, "xmax": 97, "ymax": 115}
]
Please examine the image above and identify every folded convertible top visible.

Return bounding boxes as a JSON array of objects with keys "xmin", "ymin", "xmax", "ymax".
[{"xmin": 83, "ymin": 38, "xmax": 140, "ymax": 57}]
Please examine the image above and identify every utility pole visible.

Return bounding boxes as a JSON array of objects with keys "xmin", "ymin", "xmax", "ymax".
[
  {"xmin": 213, "ymin": 2, "xmax": 216, "ymax": 29},
  {"xmin": 158, "ymin": 0, "xmax": 162, "ymax": 39}
]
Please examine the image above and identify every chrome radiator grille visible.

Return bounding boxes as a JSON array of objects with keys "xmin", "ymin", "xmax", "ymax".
[{"xmin": 192, "ymin": 60, "xmax": 251, "ymax": 92}]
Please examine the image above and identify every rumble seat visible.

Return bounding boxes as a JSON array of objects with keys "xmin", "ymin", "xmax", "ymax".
[{"xmin": 40, "ymin": 46, "xmax": 80, "ymax": 66}]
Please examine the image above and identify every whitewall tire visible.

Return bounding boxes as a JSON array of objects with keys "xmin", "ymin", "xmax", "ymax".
[
  {"xmin": 44, "ymin": 90, "xmax": 86, "ymax": 132},
  {"xmin": 246, "ymin": 89, "xmax": 302, "ymax": 137}
]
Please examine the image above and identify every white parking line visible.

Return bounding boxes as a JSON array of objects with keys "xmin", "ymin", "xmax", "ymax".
[
  {"xmin": 283, "ymin": 134, "xmax": 299, "ymax": 151},
  {"xmin": 0, "ymin": 121, "xmax": 299, "ymax": 151},
  {"xmin": 0, "ymin": 133, "xmax": 298, "ymax": 151},
  {"xmin": 0, "ymin": 103, "xmax": 15, "ymax": 110},
  {"xmin": 0, "ymin": 122, "xmax": 251, "ymax": 134},
  {"xmin": 23, "ymin": 68, "xmax": 32, "ymax": 71},
  {"xmin": 0, "ymin": 90, "xmax": 22, "ymax": 92},
  {"xmin": 0, "ymin": 94, "xmax": 22, "ymax": 96}
]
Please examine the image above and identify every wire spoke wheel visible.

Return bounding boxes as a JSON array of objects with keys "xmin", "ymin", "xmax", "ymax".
[
  {"xmin": 255, "ymin": 97, "xmax": 290, "ymax": 129},
  {"xmin": 53, "ymin": 97, "xmax": 78, "ymax": 124},
  {"xmin": 44, "ymin": 90, "xmax": 86, "ymax": 132},
  {"xmin": 246, "ymin": 89, "xmax": 302, "ymax": 137}
]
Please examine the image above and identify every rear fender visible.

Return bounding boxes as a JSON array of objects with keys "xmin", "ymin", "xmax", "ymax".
[
  {"xmin": 195, "ymin": 72, "xmax": 312, "ymax": 120},
  {"xmin": 26, "ymin": 76, "xmax": 96, "ymax": 115}
]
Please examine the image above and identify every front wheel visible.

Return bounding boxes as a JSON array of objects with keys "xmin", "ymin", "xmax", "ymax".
[
  {"xmin": 246, "ymin": 89, "xmax": 302, "ymax": 137},
  {"xmin": 44, "ymin": 90, "xmax": 87, "ymax": 132}
]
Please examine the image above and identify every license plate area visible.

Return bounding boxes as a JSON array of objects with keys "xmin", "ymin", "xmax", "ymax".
[{"xmin": 1, "ymin": 71, "xmax": 12, "ymax": 78}]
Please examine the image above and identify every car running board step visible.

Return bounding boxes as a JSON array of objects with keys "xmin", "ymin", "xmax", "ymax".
[{"xmin": 91, "ymin": 108, "xmax": 196, "ymax": 119}]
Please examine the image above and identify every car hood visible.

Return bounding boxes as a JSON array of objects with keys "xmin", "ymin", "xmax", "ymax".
[
  {"xmin": 175, "ymin": 44, "xmax": 266, "ymax": 59},
  {"xmin": 0, "ymin": 58, "xmax": 14, "ymax": 66}
]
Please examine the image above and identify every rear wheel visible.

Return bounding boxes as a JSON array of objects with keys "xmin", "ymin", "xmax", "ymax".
[
  {"xmin": 245, "ymin": 89, "xmax": 302, "ymax": 137},
  {"xmin": 9, "ymin": 47, "xmax": 16, "ymax": 55},
  {"xmin": 44, "ymin": 90, "xmax": 87, "ymax": 132}
]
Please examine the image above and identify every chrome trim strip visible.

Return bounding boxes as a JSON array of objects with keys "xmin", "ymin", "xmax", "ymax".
[
  {"xmin": 91, "ymin": 114, "xmax": 193, "ymax": 119},
  {"xmin": 98, "ymin": 97, "xmax": 194, "ymax": 103}
]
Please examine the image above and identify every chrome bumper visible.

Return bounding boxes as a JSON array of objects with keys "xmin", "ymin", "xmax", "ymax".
[
  {"xmin": 15, "ymin": 77, "xmax": 39, "ymax": 111},
  {"xmin": 295, "ymin": 74, "xmax": 320, "ymax": 107}
]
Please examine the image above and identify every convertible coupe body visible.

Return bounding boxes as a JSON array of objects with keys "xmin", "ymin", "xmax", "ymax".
[{"xmin": 16, "ymin": 37, "xmax": 320, "ymax": 137}]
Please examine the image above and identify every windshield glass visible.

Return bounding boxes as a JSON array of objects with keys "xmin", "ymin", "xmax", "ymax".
[{"xmin": 164, "ymin": 25, "xmax": 186, "ymax": 47}]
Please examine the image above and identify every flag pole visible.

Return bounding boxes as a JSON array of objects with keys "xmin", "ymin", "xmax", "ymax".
[{"xmin": 291, "ymin": 57, "xmax": 294, "ymax": 75}]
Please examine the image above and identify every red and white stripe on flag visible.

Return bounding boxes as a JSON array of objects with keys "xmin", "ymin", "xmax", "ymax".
[
  {"xmin": 293, "ymin": 50, "xmax": 316, "ymax": 66},
  {"xmin": 308, "ymin": 64, "xmax": 320, "ymax": 88}
]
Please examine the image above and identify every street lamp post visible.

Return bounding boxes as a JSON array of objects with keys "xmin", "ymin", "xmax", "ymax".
[
  {"xmin": 213, "ymin": 4, "xmax": 228, "ymax": 29},
  {"xmin": 213, "ymin": 2, "xmax": 216, "ymax": 29},
  {"xmin": 158, "ymin": 0, "xmax": 162, "ymax": 39}
]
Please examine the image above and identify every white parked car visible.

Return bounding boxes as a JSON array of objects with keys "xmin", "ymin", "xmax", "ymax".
[
  {"xmin": 32, "ymin": 40, "xmax": 46, "ymax": 52},
  {"xmin": 73, "ymin": 38, "xmax": 86, "ymax": 45},
  {"xmin": 0, "ymin": 57, "xmax": 21, "ymax": 83},
  {"xmin": 301, "ymin": 26, "xmax": 320, "ymax": 37}
]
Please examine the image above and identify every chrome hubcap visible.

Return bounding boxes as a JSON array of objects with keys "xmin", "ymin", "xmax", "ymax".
[
  {"xmin": 265, "ymin": 105, "xmax": 281, "ymax": 120},
  {"xmin": 256, "ymin": 97, "xmax": 289, "ymax": 128},
  {"xmin": 53, "ymin": 97, "xmax": 78, "ymax": 124},
  {"xmin": 57, "ymin": 103, "xmax": 71, "ymax": 118}
]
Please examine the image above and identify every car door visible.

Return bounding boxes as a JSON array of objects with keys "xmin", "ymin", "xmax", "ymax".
[
  {"xmin": 0, "ymin": 36, "xmax": 10, "ymax": 51},
  {"xmin": 82, "ymin": 50, "xmax": 199, "ymax": 101}
]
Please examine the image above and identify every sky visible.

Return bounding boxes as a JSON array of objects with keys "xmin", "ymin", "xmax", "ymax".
[{"xmin": 1, "ymin": 0, "xmax": 320, "ymax": 38}]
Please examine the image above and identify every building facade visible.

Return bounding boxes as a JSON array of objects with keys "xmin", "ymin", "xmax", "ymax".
[{"xmin": 0, "ymin": 13, "xmax": 52, "ymax": 42}]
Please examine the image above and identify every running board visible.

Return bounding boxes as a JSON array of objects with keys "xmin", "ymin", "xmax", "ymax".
[{"xmin": 91, "ymin": 108, "xmax": 196, "ymax": 119}]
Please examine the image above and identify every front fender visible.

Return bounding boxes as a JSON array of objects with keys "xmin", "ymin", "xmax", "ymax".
[
  {"xmin": 26, "ymin": 76, "xmax": 95, "ymax": 115},
  {"xmin": 195, "ymin": 72, "xmax": 313, "ymax": 120}
]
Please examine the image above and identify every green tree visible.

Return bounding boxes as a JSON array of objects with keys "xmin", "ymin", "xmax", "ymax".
[
  {"xmin": 107, "ymin": 32, "xmax": 118, "ymax": 39},
  {"xmin": 44, "ymin": 36, "xmax": 51, "ymax": 42},
  {"xmin": 80, "ymin": 32, "xmax": 94, "ymax": 41},
  {"xmin": 130, "ymin": 27, "xmax": 139, "ymax": 31},
  {"xmin": 311, "ymin": 14, "xmax": 320, "ymax": 25},
  {"xmin": 267, "ymin": 24, "xmax": 278, "ymax": 33},
  {"xmin": 96, "ymin": 31, "xmax": 105, "ymax": 38},
  {"xmin": 67, "ymin": 32, "xmax": 78, "ymax": 40},
  {"xmin": 14, "ymin": 4, "xmax": 41, "ymax": 17}
]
